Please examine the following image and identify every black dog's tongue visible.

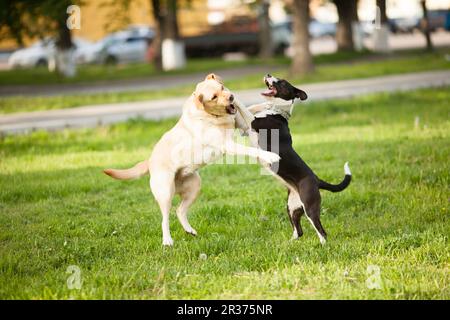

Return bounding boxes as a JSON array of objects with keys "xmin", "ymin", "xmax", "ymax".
[{"xmin": 261, "ymin": 87, "xmax": 276, "ymax": 97}]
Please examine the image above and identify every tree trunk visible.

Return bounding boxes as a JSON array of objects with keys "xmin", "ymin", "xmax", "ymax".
[
  {"xmin": 160, "ymin": 0, "xmax": 185, "ymax": 70},
  {"xmin": 258, "ymin": 0, "xmax": 273, "ymax": 59},
  {"xmin": 150, "ymin": 0, "xmax": 163, "ymax": 71},
  {"xmin": 373, "ymin": 0, "xmax": 389, "ymax": 52},
  {"xmin": 163, "ymin": 0, "xmax": 179, "ymax": 40},
  {"xmin": 151, "ymin": 0, "xmax": 185, "ymax": 71},
  {"xmin": 290, "ymin": 0, "xmax": 314, "ymax": 75},
  {"xmin": 351, "ymin": 0, "xmax": 363, "ymax": 51},
  {"xmin": 377, "ymin": 0, "xmax": 388, "ymax": 23},
  {"xmin": 53, "ymin": 16, "xmax": 76, "ymax": 77},
  {"xmin": 334, "ymin": 0, "xmax": 355, "ymax": 51},
  {"xmin": 421, "ymin": 0, "xmax": 433, "ymax": 51}
]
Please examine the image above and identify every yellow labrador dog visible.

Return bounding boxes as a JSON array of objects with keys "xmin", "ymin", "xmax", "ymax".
[{"xmin": 104, "ymin": 74, "xmax": 280, "ymax": 246}]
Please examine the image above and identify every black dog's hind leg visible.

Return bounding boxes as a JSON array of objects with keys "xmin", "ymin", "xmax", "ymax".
[
  {"xmin": 303, "ymin": 198, "xmax": 327, "ymax": 244},
  {"xmin": 287, "ymin": 190, "xmax": 304, "ymax": 239},
  {"xmin": 297, "ymin": 179, "xmax": 327, "ymax": 244},
  {"xmin": 291, "ymin": 207, "xmax": 304, "ymax": 239}
]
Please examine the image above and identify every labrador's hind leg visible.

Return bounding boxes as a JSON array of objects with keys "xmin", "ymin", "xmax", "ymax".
[
  {"xmin": 150, "ymin": 171, "xmax": 175, "ymax": 246},
  {"xmin": 175, "ymin": 172, "xmax": 201, "ymax": 236}
]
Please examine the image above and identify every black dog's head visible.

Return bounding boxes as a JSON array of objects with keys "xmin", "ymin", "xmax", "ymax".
[{"xmin": 261, "ymin": 74, "xmax": 307, "ymax": 101}]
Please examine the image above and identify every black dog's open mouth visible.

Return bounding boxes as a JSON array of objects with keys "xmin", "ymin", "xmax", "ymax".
[
  {"xmin": 261, "ymin": 78, "xmax": 277, "ymax": 97},
  {"xmin": 226, "ymin": 103, "xmax": 237, "ymax": 114}
]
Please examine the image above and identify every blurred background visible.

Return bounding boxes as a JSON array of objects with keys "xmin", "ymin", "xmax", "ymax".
[
  {"xmin": 0, "ymin": 2, "xmax": 449, "ymax": 299},
  {"xmin": 1, "ymin": 0, "xmax": 449, "ymax": 77}
]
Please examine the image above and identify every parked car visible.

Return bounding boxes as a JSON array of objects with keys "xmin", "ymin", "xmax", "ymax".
[
  {"xmin": 393, "ymin": 17, "xmax": 421, "ymax": 33},
  {"xmin": 273, "ymin": 18, "xmax": 336, "ymax": 39},
  {"xmin": 426, "ymin": 10, "xmax": 450, "ymax": 31},
  {"xmin": 184, "ymin": 32, "xmax": 260, "ymax": 57},
  {"xmin": 309, "ymin": 19, "xmax": 336, "ymax": 38},
  {"xmin": 183, "ymin": 17, "xmax": 291, "ymax": 58},
  {"xmin": 8, "ymin": 37, "xmax": 98, "ymax": 69},
  {"xmin": 8, "ymin": 38, "xmax": 53, "ymax": 68},
  {"xmin": 97, "ymin": 25, "xmax": 154, "ymax": 64},
  {"xmin": 272, "ymin": 21, "xmax": 292, "ymax": 54},
  {"xmin": 361, "ymin": 18, "xmax": 406, "ymax": 36},
  {"xmin": 75, "ymin": 39, "xmax": 104, "ymax": 64}
]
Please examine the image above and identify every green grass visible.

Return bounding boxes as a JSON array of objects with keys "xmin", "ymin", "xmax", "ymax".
[
  {"xmin": 0, "ymin": 87, "xmax": 449, "ymax": 299},
  {"xmin": 0, "ymin": 50, "xmax": 370, "ymax": 86},
  {"xmin": 1, "ymin": 49, "xmax": 449, "ymax": 114},
  {"xmin": 0, "ymin": 57, "xmax": 270, "ymax": 86}
]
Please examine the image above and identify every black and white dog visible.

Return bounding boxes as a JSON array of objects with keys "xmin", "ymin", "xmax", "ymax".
[{"xmin": 243, "ymin": 75, "xmax": 352, "ymax": 244}]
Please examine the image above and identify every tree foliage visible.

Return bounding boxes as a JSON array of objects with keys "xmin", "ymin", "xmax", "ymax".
[{"xmin": 0, "ymin": 0, "xmax": 80, "ymax": 47}]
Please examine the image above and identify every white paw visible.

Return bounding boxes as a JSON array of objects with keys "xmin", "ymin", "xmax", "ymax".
[
  {"xmin": 261, "ymin": 151, "xmax": 280, "ymax": 164},
  {"xmin": 319, "ymin": 236, "xmax": 327, "ymax": 246},
  {"xmin": 292, "ymin": 230, "xmax": 299, "ymax": 240},
  {"xmin": 162, "ymin": 237, "xmax": 174, "ymax": 246},
  {"xmin": 185, "ymin": 227, "xmax": 197, "ymax": 236}
]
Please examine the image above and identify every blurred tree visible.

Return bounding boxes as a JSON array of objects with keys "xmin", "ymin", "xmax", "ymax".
[
  {"xmin": 289, "ymin": 0, "xmax": 314, "ymax": 75},
  {"xmin": 102, "ymin": 0, "xmax": 132, "ymax": 34},
  {"xmin": 377, "ymin": 0, "xmax": 388, "ymax": 24},
  {"xmin": 373, "ymin": 0, "xmax": 389, "ymax": 52},
  {"xmin": 150, "ymin": 0, "xmax": 185, "ymax": 71},
  {"xmin": 0, "ymin": 1, "xmax": 33, "ymax": 46},
  {"xmin": 0, "ymin": 0, "xmax": 80, "ymax": 77},
  {"xmin": 420, "ymin": 0, "xmax": 433, "ymax": 51},
  {"xmin": 351, "ymin": 0, "xmax": 364, "ymax": 51},
  {"xmin": 163, "ymin": 0, "xmax": 180, "ymax": 40},
  {"xmin": 333, "ymin": 0, "xmax": 357, "ymax": 51},
  {"xmin": 150, "ymin": 0, "xmax": 164, "ymax": 70},
  {"xmin": 103, "ymin": 0, "xmax": 184, "ymax": 71},
  {"xmin": 243, "ymin": 0, "xmax": 273, "ymax": 58},
  {"xmin": 258, "ymin": 0, "xmax": 273, "ymax": 59}
]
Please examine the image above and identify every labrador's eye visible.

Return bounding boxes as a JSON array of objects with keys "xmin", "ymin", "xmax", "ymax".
[{"xmin": 212, "ymin": 94, "xmax": 218, "ymax": 100}]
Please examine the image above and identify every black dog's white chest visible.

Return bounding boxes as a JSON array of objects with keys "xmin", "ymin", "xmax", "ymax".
[{"xmin": 251, "ymin": 115, "xmax": 292, "ymax": 149}]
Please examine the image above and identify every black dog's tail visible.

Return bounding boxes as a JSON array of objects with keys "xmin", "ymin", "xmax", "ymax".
[{"xmin": 318, "ymin": 162, "xmax": 352, "ymax": 193}]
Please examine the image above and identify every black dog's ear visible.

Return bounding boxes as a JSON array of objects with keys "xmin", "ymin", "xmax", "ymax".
[{"xmin": 295, "ymin": 88, "xmax": 307, "ymax": 101}]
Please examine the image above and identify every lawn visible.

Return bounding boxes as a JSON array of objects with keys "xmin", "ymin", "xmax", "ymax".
[
  {"xmin": 0, "ymin": 87, "xmax": 448, "ymax": 299},
  {"xmin": 0, "ymin": 56, "xmax": 266, "ymax": 86},
  {"xmin": 0, "ymin": 50, "xmax": 368, "ymax": 86},
  {"xmin": 1, "ymin": 49, "xmax": 449, "ymax": 114}
]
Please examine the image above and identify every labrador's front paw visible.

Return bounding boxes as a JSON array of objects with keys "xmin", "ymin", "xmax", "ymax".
[
  {"xmin": 260, "ymin": 151, "xmax": 280, "ymax": 164},
  {"xmin": 162, "ymin": 236, "xmax": 174, "ymax": 247}
]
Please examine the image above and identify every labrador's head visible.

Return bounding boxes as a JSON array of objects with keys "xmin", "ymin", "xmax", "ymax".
[{"xmin": 194, "ymin": 74, "xmax": 236, "ymax": 116}]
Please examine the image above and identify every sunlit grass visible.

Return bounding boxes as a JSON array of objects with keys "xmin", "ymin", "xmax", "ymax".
[{"xmin": 0, "ymin": 87, "xmax": 448, "ymax": 299}]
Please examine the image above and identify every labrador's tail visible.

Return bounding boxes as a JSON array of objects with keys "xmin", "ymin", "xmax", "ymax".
[
  {"xmin": 318, "ymin": 162, "xmax": 352, "ymax": 193},
  {"xmin": 103, "ymin": 160, "xmax": 149, "ymax": 180}
]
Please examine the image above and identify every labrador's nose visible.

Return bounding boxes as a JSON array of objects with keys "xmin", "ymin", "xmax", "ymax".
[{"xmin": 229, "ymin": 94, "xmax": 234, "ymax": 102}]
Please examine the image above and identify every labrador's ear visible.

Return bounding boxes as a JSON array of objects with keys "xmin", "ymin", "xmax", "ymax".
[
  {"xmin": 295, "ymin": 88, "xmax": 307, "ymax": 101},
  {"xmin": 194, "ymin": 93, "xmax": 204, "ymax": 110},
  {"xmin": 205, "ymin": 73, "xmax": 223, "ymax": 84}
]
